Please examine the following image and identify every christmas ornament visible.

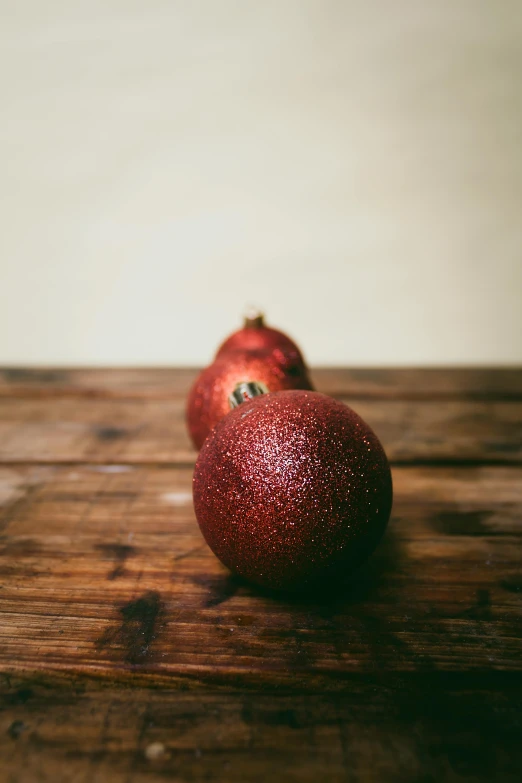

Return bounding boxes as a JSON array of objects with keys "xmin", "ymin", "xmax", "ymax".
[
  {"xmin": 215, "ymin": 309, "xmax": 308, "ymax": 371},
  {"xmin": 186, "ymin": 350, "xmax": 312, "ymax": 450},
  {"xmin": 193, "ymin": 387, "xmax": 392, "ymax": 591}
]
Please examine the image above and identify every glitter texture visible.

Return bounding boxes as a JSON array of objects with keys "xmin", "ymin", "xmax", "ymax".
[
  {"xmin": 192, "ymin": 390, "xmax": 393, "ymax": 591},
  {"xmin": 186, "ymin": 351, "xmax": 313, "ymax": 450}
]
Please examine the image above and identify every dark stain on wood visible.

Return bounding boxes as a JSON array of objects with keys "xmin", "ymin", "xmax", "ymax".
[
  {"xmin": 96, "ymin": 591, "xmax": 163, "ymax": 664},
  {"xmin": 476, "ymin": 588, "xmax": 491, "ymax": 607},
  {"xmin": 1, "ymin": 676, "xmax": 87, "ymax": 708},
  {"xmin": 94, "ymin": 543, "xmax": 136, "ymax": 580},
  {"xmin": 7, "ymin": 720, "xmax": 26, "ymax": 740},
  {"xmin": 475, "ymin": 588, "xmax": 492, "ymax": 620},
  {"xmin": 5, "ymin": 687, "xmax": 34, "ymax": 706},
  {"xmin": 431, "ymin": 510, "xmax": 492, "ymax": 536},
  {"xmin": 500, "ymin": 574, "xmax": 522, "ymax": 593},
  {"xmin": 463, "ymin": 588, "xmax": 492, "ymax": 621},
  {"xmin": 94, "ymin": 426, "xmax": 129, "ymax": 442}
]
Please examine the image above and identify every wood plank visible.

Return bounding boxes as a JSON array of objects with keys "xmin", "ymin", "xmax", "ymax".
[
  {"xmin": 0, "ymin": 465, "xmax": 520, "ymax": 686},
  {"xmin": 0, "ymin": 396, "xmax": 520, "ymax": 465},
  {"xmin": 0, "ymin": 367, "xmax": 200, "ymax": 400},
  {"xmin": 1, "ymin": 672, "xmax": 521, "ymax": 783},
  {"xmin": 0, "ymin": 367, "xmax": 521, "ymax": 783},
  {"xmin": 1, "ymin": 367, "xmax": 521, "ymax": 400},
  {"xmin": 315, "ymin": 367, "xmax": 522, "ymax": 400}
]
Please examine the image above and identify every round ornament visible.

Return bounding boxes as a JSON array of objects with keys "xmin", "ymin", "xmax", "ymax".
[
  {"xmin": 215, "ymin": 309, "xmax": 308, "ymax": 369},
  {"xmin": 193, "ymin": 389, "xmax": 392, "ymax": 590}
]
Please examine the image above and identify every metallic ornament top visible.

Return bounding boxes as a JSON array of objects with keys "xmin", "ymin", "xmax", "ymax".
[
  {"xmin": 192, "ymin": 390, "xmax": 393, "ymax": 591},
  {"xmin": 186, "ymin": 350, "xmax": 313, "ymax": 451},
  {"xmin": 229, "ymin": 381, "xmax": 269, "ymax": 408}
]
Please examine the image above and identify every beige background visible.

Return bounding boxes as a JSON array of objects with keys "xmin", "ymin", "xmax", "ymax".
[{"xmin": 0, "ymin": 0, "xmax": 521, "ymax": 366}]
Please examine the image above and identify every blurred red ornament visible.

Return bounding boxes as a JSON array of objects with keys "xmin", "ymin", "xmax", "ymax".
[
  {"xmin": 186, "ymin": 351, "xmax": 312, "ymax": 450},
  {"xmin": 215, "ymin": 309, "xmax": 308, "ymax": 367},
  {"xmin": 186, "ymin": 311, "xmax": 312, "ymax": 450},
  {"xmin": 193, "ymin": 389, "xmax": 392, "ymax": 591}
]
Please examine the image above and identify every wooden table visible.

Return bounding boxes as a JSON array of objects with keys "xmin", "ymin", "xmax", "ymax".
[{"xmin": 1, "ymin": 367, "xmax": 521, "ymax": 782}]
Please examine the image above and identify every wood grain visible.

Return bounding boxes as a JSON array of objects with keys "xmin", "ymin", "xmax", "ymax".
[
  {"xmin": 0, "ymin": 368, "xmax": 521, "ymax": 782},
  {"xmin": 1, "ymin": 366, "xmax": 521, "ymax": 400},
  {"xmin": 1, "ymin": 673, "xmax": 521, "ymax": 783},
  {"xmin": 0, "ymin": 464, "xmax": 521, "ymax": 685},
  {"xmin": 0, "ymin": 396, "xmax": 521, "ymax": 465}
]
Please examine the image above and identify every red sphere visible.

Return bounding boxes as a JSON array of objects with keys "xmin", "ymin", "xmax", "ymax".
[
  {"xmin": 216, "ymin": 323, "xmax": 307, "ymax": 368},
  {"xmin": 186, "ymin": 352, "xmax": 313, "ymax": 450},
  {"xmin": 193, "ymin": 390, "xmax": 393, "ymax": 591}
]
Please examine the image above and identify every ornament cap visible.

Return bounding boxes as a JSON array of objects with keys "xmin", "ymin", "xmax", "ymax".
[
  {"xmin": 229, "ymin": 381, "xmax": 268, "ymax": 409},
  {"xmin": 243, "ymin": 307, "xmax": 265, "ymax": 329}
]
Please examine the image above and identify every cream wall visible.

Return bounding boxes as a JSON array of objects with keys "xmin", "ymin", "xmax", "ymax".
[{"xmin": 1, "ymin": 1, "xmax": 521, "ymax": 366}]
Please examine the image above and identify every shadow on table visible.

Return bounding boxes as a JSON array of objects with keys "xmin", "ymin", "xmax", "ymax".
[{"xmin": 227, "ymin": 516, "xmax": 405, "ymax": 609}]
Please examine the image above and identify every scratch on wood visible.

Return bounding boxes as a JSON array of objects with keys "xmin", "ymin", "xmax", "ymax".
[{"xmin": 172, "ymin": 544, "xmax": 204, "ymax": 564}]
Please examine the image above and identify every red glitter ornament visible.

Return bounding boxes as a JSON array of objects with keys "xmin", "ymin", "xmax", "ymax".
[
  {"xmin": 186, "ymin": 351, "xmax": 313, "ymax": 450},
  {"xmin": 215, "ymin": 309, "xmax": 308, "ymax": 369},
  {"xmin": 193, "ymin": 389, "xmax": 393, "ymax": 591}
]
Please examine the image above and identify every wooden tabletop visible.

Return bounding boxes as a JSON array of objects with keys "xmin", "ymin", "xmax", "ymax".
[{"xmin": 1, "ymin": 367, "xmax": 521, "ymax": 782}]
